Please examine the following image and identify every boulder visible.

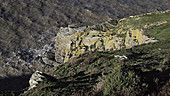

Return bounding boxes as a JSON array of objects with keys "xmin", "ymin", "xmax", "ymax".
[
  {"xmin": 28, "ymin": 71, "xmax": 45, "ymax": 90},
  {"xmin": 28, "ymin": 71, "xmax": 57, "ymax": 90},
  {"xmin": 114, "ymin": 55, "xmax": 128, "ymax": 60}
]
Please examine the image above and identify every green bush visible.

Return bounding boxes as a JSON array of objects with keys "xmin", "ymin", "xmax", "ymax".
[{"xmin": 103, "ymin": 65, "xmax": 141, "ymax": 96}]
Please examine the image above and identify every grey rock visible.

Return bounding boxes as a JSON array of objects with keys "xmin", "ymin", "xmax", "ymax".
[
  {"xmin": 28, "ymin": 71, "xmax": 57, "ymax": 90},
  {"xmin": 28, "ymin": 71, "xmax": 45, "ymax": 90},
  {"xmin": 114, "ymin": 55, "xmax": 128, "ymax": 60}
]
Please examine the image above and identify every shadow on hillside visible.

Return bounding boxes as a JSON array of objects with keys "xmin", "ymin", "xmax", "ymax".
[
  {"xmin": 133, "ymin": 62, "xmax": 170, "ymax": 95},
  {"xmin": 142, "ymin": 68, "xmax": 170, "ymax": 95},
  {"xmin": 0, "ymin": 74, "xmax": 31, "ymax": 93},
  {"xmin": 46, "ymin": 71, "xmax": 101, "ymax": 95}
]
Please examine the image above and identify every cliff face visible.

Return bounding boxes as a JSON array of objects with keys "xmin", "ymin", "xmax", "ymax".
[{"xmin": 55, "ymin": 13, "xmax": 163, "ymax": 63}]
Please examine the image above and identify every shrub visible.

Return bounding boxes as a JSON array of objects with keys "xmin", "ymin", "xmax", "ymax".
[{"xmin": 103, "ymin": 65, "xmax": 142, "ymax": 96}]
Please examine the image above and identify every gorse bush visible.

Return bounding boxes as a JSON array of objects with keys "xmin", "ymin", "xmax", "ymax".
[{"xmin": 103, "ymin": 64, "xmax": 142, "ymax": 96}]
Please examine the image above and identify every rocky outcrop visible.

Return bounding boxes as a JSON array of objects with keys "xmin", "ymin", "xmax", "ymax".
[
  {"xmin": 28, "ymin": 71, "xmax": 45, "ymax": 90},
  {"xmin": 55, "ymin": 17, "xmax": 159, "ymax": 63},
  {"xmin": 28, "ymin": 71, "xmax": 57, "ymax": 90},
  {"xmin": 55, "ymin": 26, "xmax": 87, "ymax": 63}
]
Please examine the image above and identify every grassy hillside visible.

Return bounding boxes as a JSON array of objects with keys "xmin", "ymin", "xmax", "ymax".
[{"xmin": 20, "ymin": 11, "xmax": 170, "ymax": 96}]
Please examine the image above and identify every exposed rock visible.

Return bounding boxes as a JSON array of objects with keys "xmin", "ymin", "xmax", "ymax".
[
  {"xmin": 28, "ymin": 71, "xmax": 57, "ymax": 90},
  {"xmin": 55, "ymin": 18, "xmax": 159, "ymax": 63},
  {"xmin": 114, "ymin": 55, "xmax": 128, "ymax": 60},
  {"xmin": 28, "ymin": 71, "xmax": 45, "ymax": 90},
  {"xmin": 143, "ymin": 21, "xmax": 167, "ymax": 29},
  {"xmin": 55, "ymin": 26, "xmax": 88, "ymax": 63},
  {"xmin": 124, "ymin": 29, "xmax": 158, "ymax": 48}
]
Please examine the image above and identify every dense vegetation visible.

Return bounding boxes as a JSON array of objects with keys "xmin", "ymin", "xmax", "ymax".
[{"xmin": 19, "ymin": 11, "xmax": 170, "ymax": 96}]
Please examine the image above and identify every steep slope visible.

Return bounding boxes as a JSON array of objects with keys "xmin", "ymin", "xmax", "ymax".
[
  {"xmin": 20, "ymin": 11, "xmax": 170, "ymax": 96},
  {"xmin": 1, "ymin": 0, "xmax": 170, "ymax": 78}
]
